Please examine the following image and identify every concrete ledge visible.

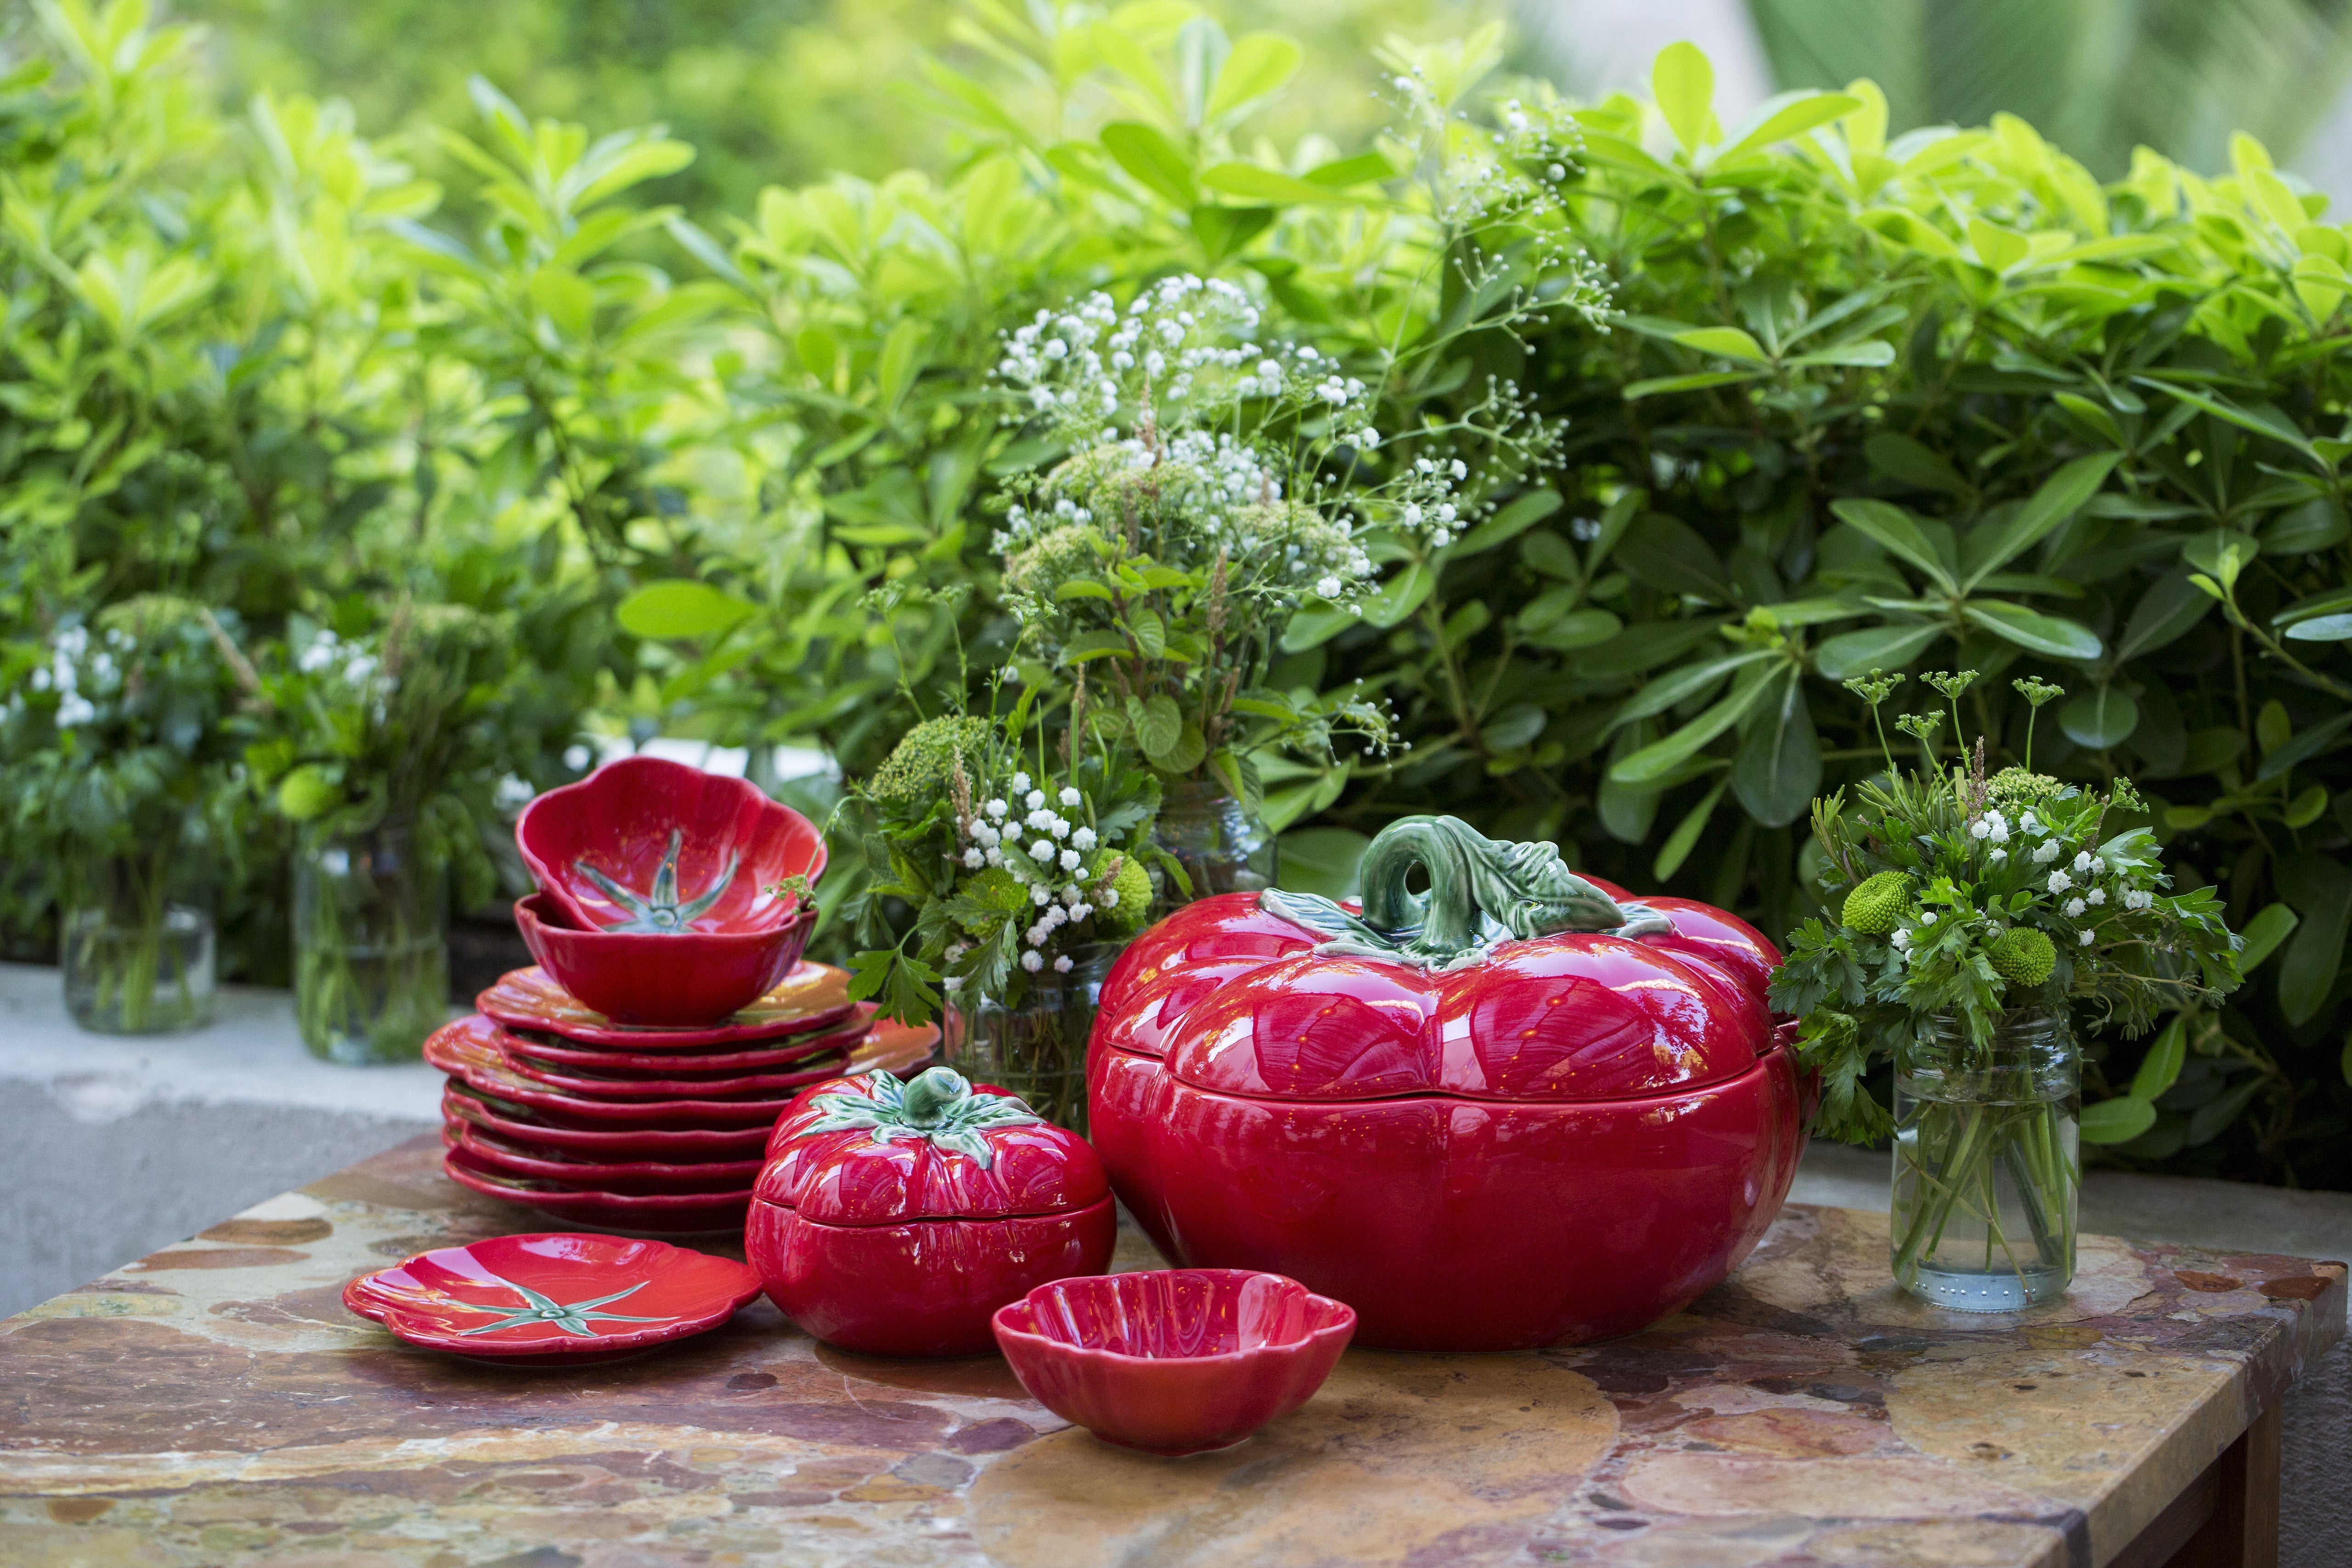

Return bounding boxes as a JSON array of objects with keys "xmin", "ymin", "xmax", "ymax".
[{"xmin": 0, "ymin": 962, "xmax": 440, "ymax": 1318}]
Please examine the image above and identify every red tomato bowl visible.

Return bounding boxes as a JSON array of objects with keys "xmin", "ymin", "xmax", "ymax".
[
  {"xmin": 517, "ymin": 755, "xmax": 825, "ymax": 936},
  {"xmin": 515, "ymin": 892, "xmax": 813, "ymax": 1027},
  {"xmin": 992, "ymin": 1270, "xmax": 1355, "ymax": 1456}
]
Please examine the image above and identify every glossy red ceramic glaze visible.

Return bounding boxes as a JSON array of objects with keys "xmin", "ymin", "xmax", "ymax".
[
  {"xmin": 518, "ymin": 756, "xmax": 825, "ymax": 935},
  {"xmin": 344, "ymin": 1233, "xmax": 761, "ymax": 1364},
  {"xmin": 497, "ymin": 1008, "xmax": 876, "ymax": 1074},
  {"xmin": 1089, "ymin": 890, "xmax": 1807, "ymax": 1351},
  {"xmin": 477, "ymin": 962, "xmax": 854, "ymax": 1048},
  {"xmin": 991, "ymin": 1269, "xmax": 1355, "ymax": 1456},
  {"xmin": 442, "ymin": 1123, "xmax": 766, "ymax": 1193},
  {"xmin": 426, "ymin": 1015, "xmax": 939, "ymax": 1126},
  {"xmin": 746, "ymin": 1198, "xmax": 1115, "ymax": 1357},
  {"xmin": 758, "ymin": 1078, "xmax": 1111, "ymax": 1222},
  {"xmin": 515, "ymin": 894, "xmax": 812, "ymax": 1027},
  {"xmin": 441, "ymin": 1146, "xmax": 754, "ymax": 1234},
  {"xmin": 442, "ymin": 1087, "xmax": 776, "ymax": 1160},
  {"xmin": 745, "ymin": 1069, "xmax": 1115, "ymax": 1355}
]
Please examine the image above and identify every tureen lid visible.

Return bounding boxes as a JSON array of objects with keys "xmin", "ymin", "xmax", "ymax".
[
  {"xmin": 1107, "ymin": 816, "xmax": 1777, "ymax": 1105},
  {"xmin": 755, "ymin": 1067, "xmax": 1108, "ymax": 1223}
]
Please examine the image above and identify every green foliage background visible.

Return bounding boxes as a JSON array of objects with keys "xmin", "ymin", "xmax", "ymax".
[{"xmin": 4, "ymin": 0, "xmax": 2351, "ymax": 1187}]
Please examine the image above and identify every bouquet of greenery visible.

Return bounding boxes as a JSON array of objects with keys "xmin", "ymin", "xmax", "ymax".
[
  {"xmin": 845, "ymin": 684, "xmax": 1163, "ymax": 1030},
  {"xmin": 3, "ymin": 596, "xmax": 258, "ymax": 1030},
  {"xmin": 248, "ymin": 602, "xmax": 516, "ymax": 1057},
  {"xmin": 1771, "ymin": 670, "xmax": 2240, "ymax": 1302},
  {"xmin": 989, "ymin": 273, "xmax": 1561, "ymax": 803}
]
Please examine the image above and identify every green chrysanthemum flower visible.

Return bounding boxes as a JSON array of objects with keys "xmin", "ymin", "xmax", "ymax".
[
  {"xmin": 1096, "ymin": 853, "xmax": 1155, "ymax": 936},
  {"xmin": 1988, "ymin": 927, "xmax": 2057, "ymax": 988},
  {"xmin": 958, "ymin": 866, "xmax": 1029, "ymax": 933},
  {"xmin": 1839, "ymin": 871, "xmax": 1911, "ymax": 935},
  {"xmin": 869, "ymin": 717, "xmax": 990, "ymax": 811},
  {"xmin": 1986, "ymin": 766, "xmax": 2066, "ymax": 817}
]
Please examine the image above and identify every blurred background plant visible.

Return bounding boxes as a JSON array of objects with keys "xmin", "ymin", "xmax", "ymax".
[{"xmin": 0, "ymin": 0, "xmax": 2346, "ymax": 1180}]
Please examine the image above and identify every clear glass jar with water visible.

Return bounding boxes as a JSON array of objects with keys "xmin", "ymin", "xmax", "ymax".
[
  {"xmin": 944, "ymin": 941, "xmax": 1119, "ymax": 1134},
  {"xmin": 294, "ymin": 820, "xmax": 448, "ymax": 1064},
  {"xmin": 61, "ymin": 840, "xmax": 217, "ymax": 1035},
  {"xmin": 1148, "ymin": 778, "xmax": 1277, "ymax": 915},
  {"xmin": 1891, "ymin": 1003, "xmax": 2079, "ymax": 1310}
]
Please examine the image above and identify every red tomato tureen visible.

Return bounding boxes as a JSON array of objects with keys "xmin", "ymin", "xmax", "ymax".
[{"xmin": 1089, "ymin": 814, "xmax": 1808, "ymax": 1351}]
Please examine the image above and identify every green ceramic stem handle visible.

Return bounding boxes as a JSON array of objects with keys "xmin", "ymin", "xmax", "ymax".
[{"xmin": 1261, "ymin": 814, "xmax": 1670, "ymax": 971}]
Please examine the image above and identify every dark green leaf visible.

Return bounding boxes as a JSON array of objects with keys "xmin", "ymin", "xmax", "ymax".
[
  {"xmin": 1961, "ymin": 600, "xmax": 2103, "ymax": 660},
  {"xmin": 2255, "ymin": 711, "xmax": 2352, "ymax": 781},
  {"xmin": 2080, "ymin": 1096, "xmax": 2159, "ymax": 1145},
  {"xmin": 2059, "ymin": 688, "xmax": 2138, "ymax": 749},
  {"xmin": 2275, "ymin": 851, "xmax": 2352, "ymax": 1025},
  {"xmin": 1828, "ymin": 498, "xmax": 1957, "ymax": 590},
  {"xmin": 2238, "ymin": 902, "xmax": 2299, "ymax": 973},
  {"xmin": 1731, "ymin": 668, "xmax": 1820, "ymax": 827},
  {"xmin": 1276, "ymin": 826, "xmax": 1369, "ymax": 899},
  {"xmin": 1815, "ymin": 622, "xmax": 1945, "ymax": 681},
  {"xmin": 1959, "ymin": 453, "xmax": 2119, "ymax": 589},
  {"xmin": 1654, "ymin": 779, "xmax": 1730, "ymax": 881},
  {"xmin": 2115, "ymin": 571, "xmax": 2213, "ymax": 662}
]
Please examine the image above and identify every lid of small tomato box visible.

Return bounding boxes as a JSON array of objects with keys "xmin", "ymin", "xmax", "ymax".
[
  {"xmin": 754, "ymin": 1071, "xmax": 1108, "ymax": 1224},
  {"xmin": 1158, "ymin": 935, "xmax": 1772, "ymax": 1103}
]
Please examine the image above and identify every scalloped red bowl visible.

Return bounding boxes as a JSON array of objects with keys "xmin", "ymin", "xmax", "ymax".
[
  {"xmin": 992, "ymin": 1269, "xmax": 1355, "ymax": 1456},
  {"xmin": 515, "ymin": 893, "xmax": 813, "ymax": 1027},
  {"xmin": 343, "ymin": 1233, "xmax": 761, "ymax": 1364},
  {"xmin": 517, "ymin": 755, "xmax": 826, "ymax": 935}
]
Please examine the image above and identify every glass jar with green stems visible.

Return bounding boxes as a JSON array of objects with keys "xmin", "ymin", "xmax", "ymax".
[
  {"xmin": 61, "ymin": 825, "xmax": 219, "ymax": 1035},
  {"xmin": 1891, "ymin": 1003, "xmax": 2078, "ymax": 1309},
  {"xmin": 294, "ymin": 818, "xmax": 449, "ymax": 1063},
  {"xmin": 254, "ymin": 603, "xmax": 520, "ymax": 1062},
  {"xmin": 4, "ymin": 597, "xmax": 253, "ymax": 1035},
  {"xmin": 1770, "ymin": 669, "xmax": 2242, "ymax": 1309}
]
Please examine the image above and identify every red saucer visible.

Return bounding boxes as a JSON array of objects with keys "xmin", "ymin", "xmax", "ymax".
[
  {"xmin": 343, "ymin": 1232, "xmax": 762, "ymax": 1364},
  {"xmin": 498, "ymin": 1007, "xmax": 877, "ymax": 1074},
  {"xmin": 442, "ymin": 1087, "xmax": 774, "ymax": 1159},
  {"xmin": 428, "ymin": 1016, "xmax": 817, "ymax": 1124},
  {"xmin": 440, "ymin": 1147, "xmax": 755, "ymax": 1234},
  {"xmin": 442, "ymin": 1123, "xmax": 767, "ymax": 1193},
  {"xmin": 477, "ymin": 964, "xmax": 854, "ymax": 1049}
]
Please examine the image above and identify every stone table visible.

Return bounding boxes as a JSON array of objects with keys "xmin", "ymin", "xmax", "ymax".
[{"xmin": 0, "ymin": 1136, "xmax": 2340, "ymax": 1568}]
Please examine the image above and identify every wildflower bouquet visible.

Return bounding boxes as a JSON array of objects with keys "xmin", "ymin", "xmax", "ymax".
[
  {"xmin": 1771, "ymin": 671, "xmax": 2239, "ymax": 1306},
  {"xmin": 990, "ymin": 274, "xmax": 1561, "ymax": 800},
  {"xmin": 248, "ymin": 603, "xmax": 517, "ymax": 1059},
  {"xmin": 3, "ymin": 596, "xmax": 258, "ymax": 1030},
  {"xmin": 844, "ymin": 695, "xmax": 1164, "ymax": 1129}
]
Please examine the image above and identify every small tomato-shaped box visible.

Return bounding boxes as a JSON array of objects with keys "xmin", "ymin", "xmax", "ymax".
[
  {"xmin": 1090, "ymin": 814, "xmax": 1809, "ymax": 1353},
  {"xmin": 746, "ymin": 1066, "xmax": 1115, "ymax": 1356}
]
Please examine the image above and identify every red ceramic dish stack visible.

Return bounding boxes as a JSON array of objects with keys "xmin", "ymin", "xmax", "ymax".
[
  {"xmin": 429, "ymin": 966, "xmax": 940, "ymax": 1233},
  {"xmin": 425, "ymin": 756, "xmax": 942, "ymax": 1234}
]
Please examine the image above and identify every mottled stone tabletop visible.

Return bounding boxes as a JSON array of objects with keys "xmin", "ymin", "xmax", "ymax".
[{"xmin": 0, "ymin": 1134, "xmax": 2340, "ymax": 1568}]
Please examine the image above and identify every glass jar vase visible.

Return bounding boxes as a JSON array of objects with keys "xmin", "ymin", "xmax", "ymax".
[
  {"xmin": 944, "ymin": 942, "xmax": 1119, "ymax": 1134},
  {"xmin": 1890, "ymin": 1003, "xmax": 2080, "ymax": 1311},
  {"xmin": 1149, "ymin": 778, "xmax": 1276, "ymax": 915},
  {"xmin": 61, "ymin": 840, "xmax": 216, "ymax": 1035},
  {"xmin": 294, "ymin": 821, "xmax": 449, "ymax": 1064}
]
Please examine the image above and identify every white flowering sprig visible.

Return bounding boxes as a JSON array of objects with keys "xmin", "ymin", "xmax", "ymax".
[
  {"xmin": 846, "ymin": 707, "xmax": 1172, "ymax": 1028},
  {"xmin": 1771, "ymin": 671, "xmax": 2242, "ymax": 1144},
  {"xmin": 993, "ymin": 275, "xmax": 1560, "ymax": 781}
]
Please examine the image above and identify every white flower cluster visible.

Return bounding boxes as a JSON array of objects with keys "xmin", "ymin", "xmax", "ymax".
[
  {"xmin": 296, "ymin": 629, "xmax": 379, "ymax": 685},
  {"xmin": 30, "ymin": 623, "xmax": 109, "ymax": 728},
  {"xmin": 957, "ymin": 767, "xmax": 1131, "ymax": 970},
  {"xmin": 995, "ymin": 275, "xmax": 1300, "ymax": 431}
]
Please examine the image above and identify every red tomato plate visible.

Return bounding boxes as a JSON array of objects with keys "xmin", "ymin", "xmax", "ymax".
[
  {"xmin": 343, "ymin": 1232, "xmax": 762, "ymax": 1364},
  {"xmin": 441, "ymin": 1122, "xmax": 767, "ymax": 1193},
  {"xmin": 440, "ymin": 1147, "xmax": 757, "ymax": 1235},
  {"xmin": 477, "ymin": 963, "xmax": 854, "ymax": 1049}
]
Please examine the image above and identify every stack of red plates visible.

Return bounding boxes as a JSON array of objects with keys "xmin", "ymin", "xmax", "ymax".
[{"xmin": 426, "ymin": 962, "xmax": 939, "ymax": 1233}]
